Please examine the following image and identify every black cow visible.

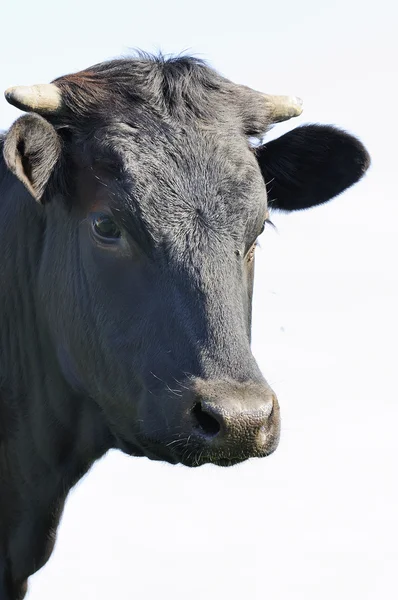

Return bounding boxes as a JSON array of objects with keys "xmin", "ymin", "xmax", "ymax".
[{"xmin": 0, "ymin": 54, "xmax": 370, "ymax": 599}]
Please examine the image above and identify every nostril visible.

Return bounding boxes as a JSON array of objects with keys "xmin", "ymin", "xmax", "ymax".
[{"xmin": 192, "ymin": 401, "xmax": 221, "ymax": 438}]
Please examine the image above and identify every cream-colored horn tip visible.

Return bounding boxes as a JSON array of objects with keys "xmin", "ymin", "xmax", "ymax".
[
  {"xmin": 4, "ymin": 84, "xmax": 62, "ymax": 113},
  {"xmin": 4, "ymin": 86, "xmax": 19, "ymax": 101},
  {"xmin": 4, "ymin": 86, "xmax": 34, "ymax": 108}
]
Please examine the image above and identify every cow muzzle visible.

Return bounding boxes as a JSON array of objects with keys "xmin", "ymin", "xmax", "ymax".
[{"xmin": 159, "ymin": 379, "xmax": 281, "ymax": 467}]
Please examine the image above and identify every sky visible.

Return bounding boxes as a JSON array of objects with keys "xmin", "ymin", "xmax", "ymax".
[{"xmin": 1, "ymin": 1, "xmax": 397, "ymax": 599}]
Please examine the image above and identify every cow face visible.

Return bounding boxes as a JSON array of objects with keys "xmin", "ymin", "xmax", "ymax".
[{"xmin": 3, "ymin": 57, "xmax": 370, "ymax": 467}]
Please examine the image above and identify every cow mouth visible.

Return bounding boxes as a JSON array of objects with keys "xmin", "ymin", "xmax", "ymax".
[
  {"xmin": 180, "ymin": 454, "xmax": 249, "ymax": 468},
  {"xmin": 135, "ymin": 435, "xmax": 256, "ymax": 467},
  {"xmin": 115, "ymin": 433, "xmax": 246, "ymax": 466},
  {"xmin": 116, "ymin": 431, "xmax": 279, "ymax": 468},
  {"xmin": 178, "ymin": 450, "xmax": 276, "ymax": 468}
]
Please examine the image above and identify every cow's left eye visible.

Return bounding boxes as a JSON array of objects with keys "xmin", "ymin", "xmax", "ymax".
[{"xmin": 92, "ymin": 214, "xmax": 121, "ymax": 240}]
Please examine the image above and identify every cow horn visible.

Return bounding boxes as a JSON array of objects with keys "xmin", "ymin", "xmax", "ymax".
[
  {"xmin": 4, "ymin": 84, "xmax": 63, "ymax": 114},
  {"xmin": 263, "ymin": 94, "xmax": 303, "ymax": 123}
]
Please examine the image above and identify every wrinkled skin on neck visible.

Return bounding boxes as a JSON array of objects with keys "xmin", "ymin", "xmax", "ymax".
[{"xmin": 0, "ymin": 171, "xmax": 111, "ymax": 599}]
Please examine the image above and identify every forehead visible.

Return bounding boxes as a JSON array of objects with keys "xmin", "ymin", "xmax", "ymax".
[
  {"xmin": 93, "ymin": 118, "xmax": 262, "ymax": 191},
  {"xmin": 60, "ymin": 58, "xmax": 268, "ymax": 236},
  {"xmin": 82, "ymin": 121, "xmax": 266, "ymax": 236}
]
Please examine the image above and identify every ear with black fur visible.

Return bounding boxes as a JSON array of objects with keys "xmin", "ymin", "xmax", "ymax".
[
  {"xmin": 257, "ymin": 124, "xmax": 370, "ymax": 211},
  {"xmin": 3, "ymin": 113, "xmax": 61, "ymax": 202}
]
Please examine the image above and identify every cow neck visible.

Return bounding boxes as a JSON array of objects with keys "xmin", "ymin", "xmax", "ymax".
[{"xmin": 0, "ymin": 190, "xmax": 111, "ymax": 597}]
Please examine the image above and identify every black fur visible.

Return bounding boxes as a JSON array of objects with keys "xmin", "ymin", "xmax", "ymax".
[
  {"xmin": 0, "ymin": 54, "xmax": 370, "ymax": 599},
  {"xmin": 258, "ymin": 124, "xmax": 370, "ymax": 211}
]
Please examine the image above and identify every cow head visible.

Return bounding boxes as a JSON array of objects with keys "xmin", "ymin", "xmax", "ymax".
[{"xmin": 3, "ymin": 56, "xmax": 370, "ymax": 467}]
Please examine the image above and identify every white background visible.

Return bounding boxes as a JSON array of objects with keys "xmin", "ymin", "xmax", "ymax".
[{"xmin": 1, "ymin": 1, "xmax": 397, "ymax": 598}]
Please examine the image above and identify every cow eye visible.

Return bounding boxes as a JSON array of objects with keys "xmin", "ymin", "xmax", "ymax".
[{"xmin": 92, "ymin": 214, "xmax": 121, "ymax": 240}]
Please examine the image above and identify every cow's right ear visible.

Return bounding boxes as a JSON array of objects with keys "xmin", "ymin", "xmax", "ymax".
[{"xmin": 3, "ymin": 113, "xmax": 61, "ymax": 202}]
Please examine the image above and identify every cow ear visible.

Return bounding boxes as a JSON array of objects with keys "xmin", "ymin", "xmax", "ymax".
[
  {"xmin": 257, "ymin": 124, "xmax": 370, "ymax": 211},
  {"xmin": 3, "ymin": 113, "xmax": 61, "ymax": 202}
]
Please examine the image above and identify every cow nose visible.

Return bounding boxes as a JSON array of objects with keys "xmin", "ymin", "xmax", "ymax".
[{"xmin": 189, "ymin": 381, "xmax": 279, "ymax": 456}]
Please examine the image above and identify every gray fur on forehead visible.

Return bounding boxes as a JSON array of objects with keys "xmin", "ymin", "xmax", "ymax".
[{"xmin": 52, "ymin": 52, "xmax": 272, "ymax": 136}]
